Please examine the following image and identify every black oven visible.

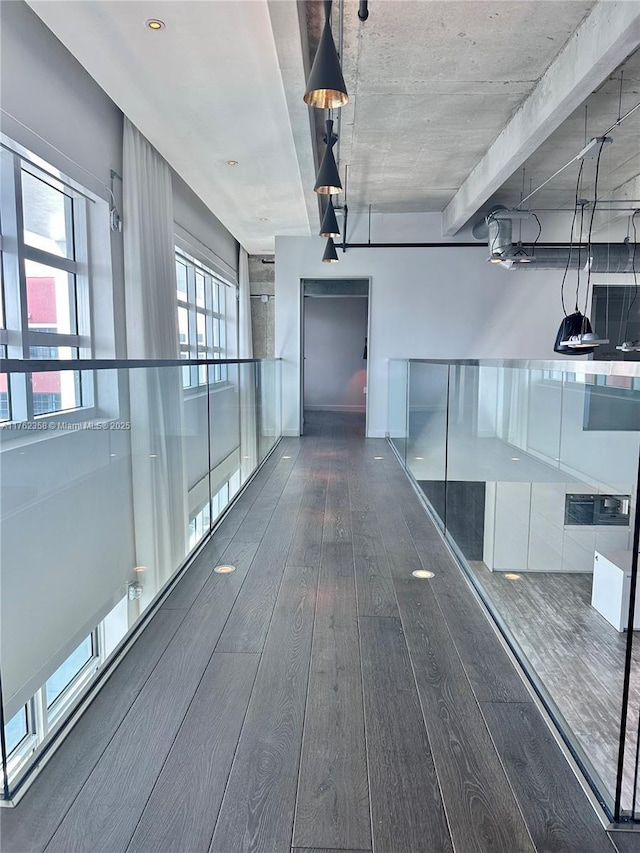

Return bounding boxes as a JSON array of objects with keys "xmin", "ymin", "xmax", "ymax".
[{"xmin": 564, "ymin": 493, "xmax": 630, "ymax": 526}]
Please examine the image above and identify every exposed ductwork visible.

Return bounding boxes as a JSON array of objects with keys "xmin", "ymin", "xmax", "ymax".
[{"xmin": 486, "ymin": 215, "xmax": 637, "ymax": 272}]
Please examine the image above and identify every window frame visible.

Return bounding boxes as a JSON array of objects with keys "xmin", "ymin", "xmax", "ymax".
[
  {"xmin": 0, "ymin": 136, "xmax": 97, "ymax": 424},
  {"xmin": 175, "ymin": 248, "xmax": 234, "ymax": 390},
  {"xmin": 2, "ymin": 628, "xmax": 100, "ymax": 782}
]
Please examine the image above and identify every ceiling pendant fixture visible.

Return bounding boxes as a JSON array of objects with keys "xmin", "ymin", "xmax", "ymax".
[
  {"xmin": 319, "ymin": 198, "xmax": 340, "ymax": 238},
  {"xmin": 303, "ymin": 0, "xmax": 348, "ymax": 109},
  {"xmin": 554, "ymin": 310, "xmax": 608, "ymax": 353},
  {"xmin": 616, "ymin": 213, "xmax": 639, "ymax": 353},
  {"xmin": 322, "ymin": 237, "xmax": 339, "ymax": 263},
  {"xmin": 315, "ymin": 119, "xmax": 342, "ymax": 194},
  {"xmin": 554, "ymin": 142, "xmax": 610, "ymax": 355}
]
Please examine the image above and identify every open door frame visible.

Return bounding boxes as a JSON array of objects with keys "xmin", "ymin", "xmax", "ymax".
[{"xmin": 299, "ymin": 277, "xmax": 371, "ymax": 436}]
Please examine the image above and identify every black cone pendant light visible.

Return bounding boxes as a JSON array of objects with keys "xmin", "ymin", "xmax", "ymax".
[
  {"xmin": 322, "ymin": 237, "xmax": 339, "ymax": 263},
  {"xmin": 320, "ymin": 198, "xmax": 340, "ymax": 238},
  {"xmin": 315, "ymin": 119, "xmax": 342, "ymax": 195},
  {"xmin": 303, "ymin": 0, "xmax": 348, "ymax": 109}
]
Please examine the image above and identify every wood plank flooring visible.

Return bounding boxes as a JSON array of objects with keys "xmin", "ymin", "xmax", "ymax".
[
  {"xmin": 0, "ymin": 412, "xmax": 627, "ymax": 853},
  {"xmin": 467, "ymin": 560, "xmax": 640, "ymax": 812}
]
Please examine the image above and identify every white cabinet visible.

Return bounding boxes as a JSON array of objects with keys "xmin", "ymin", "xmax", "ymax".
[
  {"xmin": 591, "ymin": 550, "xmax": 640, "ymax": 632},
  {"xmin": 484, "ymin": 482, "xmax": 631, "ymax": 573}
]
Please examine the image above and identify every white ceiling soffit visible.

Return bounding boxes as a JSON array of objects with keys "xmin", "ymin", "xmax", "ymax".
[
  {"xmin": 442, "ymin": 0, "xmax": 640, "ymax": 234},
  {"xmin": 27, "ymin": 0, "xmax": 313, "ymax": 254}
]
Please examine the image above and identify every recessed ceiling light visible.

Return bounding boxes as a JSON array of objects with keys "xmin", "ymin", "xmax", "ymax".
[
  {"xmin": 414, "ymin": 456, "xmax": 424, "ymax": 460},
  {"xmin": 412, "ymin": 569, "xmax": 435, "ymax": 579},
  {"xmin": 214, "ymin": 564, "xmax": 236, "ymax": 574},
  {"xmin": 146, "ymin": 19, "xmax": 165, "ymax": 30},
  {"xmin": 374, "ymin": 456, "xmax": 383, "ymax": 460},
  {"xmin": 505, "ymin": 573, "xmax": 522, "ymax": 580},
  {"xmin": 133, "ymin": 566, "xmax": 147, "ymax": 573},
  {"xmin": 259, "ymin": 217, "xmax": 269, "ymax": 222},
  {"xmin": 511, "ymin": 457, "xmax": 520, "ymax": 461},
  {"xmin": 226, "ymin": 160, "xmax": 238, "ymax": 166}
]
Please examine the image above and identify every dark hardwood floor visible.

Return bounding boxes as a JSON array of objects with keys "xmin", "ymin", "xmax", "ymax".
[
  {"xmin": 467, "ymin": 560, "xmax": 640, "ymax": 813},
  {"xmin": 0, "ymin": 411, "xmax": 630, "ymax": 852}
]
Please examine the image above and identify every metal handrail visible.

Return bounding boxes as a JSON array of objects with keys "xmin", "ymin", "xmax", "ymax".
[
  {"xmin": 388, "ymin": 357, "xmax": 640, "ymax": 377},
  {"xmin": 0, "ymin": 357, "xmax": 279, "ymax": 373}
]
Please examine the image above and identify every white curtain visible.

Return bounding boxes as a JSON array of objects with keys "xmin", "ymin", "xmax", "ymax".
[
  {"xmin": 238, "ymin": 246, "xmax": 258, "ymax": 477},
  {"xmin": 123, "ymin": 118, "xmax": 187, "ymax": 600},
  {"xmin": 238, "ymin": 247, "xmax": 253, "ymax": 359}
]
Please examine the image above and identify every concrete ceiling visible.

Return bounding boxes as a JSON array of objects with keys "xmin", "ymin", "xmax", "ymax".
[
  {"xmin": 317, "ymin": 0, "xmax": 598, "ymax": 213},
  {"xmin": 487, "ymin": 47, "xmax": 640, "ymax": 212},
  {"xmin": 26, "ymin": 0, "xmax": 640, "ymax": 249}
]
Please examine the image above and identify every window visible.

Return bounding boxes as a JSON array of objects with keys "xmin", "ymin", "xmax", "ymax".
[
  {"xmin": 3, "ymin": 706, "xmax": 28, "ymax": 755},
  {"xmin": 187, "ymin": 469, "xmax": 242, "ymax": 551},
  {"xmin": 175, "ymin": 250, "xmax": 233, "ymax": 388},
  {"xmin": 2, "ymin": 629, "xmax": 101, "ymax": 783},
  {"xmin": 45, "ymin": 636, "xmax": 94, "ymax": 710},
  {"xmin": 0, "ymin": 140, "xmax": 94, "ymax": 421}
]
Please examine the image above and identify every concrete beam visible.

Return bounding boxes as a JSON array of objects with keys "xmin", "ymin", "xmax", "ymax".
[{"xmin": 442, "ymin": 0, "xmax": 640, "ymax": 235}]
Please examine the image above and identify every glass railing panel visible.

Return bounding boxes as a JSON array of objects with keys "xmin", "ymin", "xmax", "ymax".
[
  {"xmin": 207, "ymin": 361, "xmax": 242, "ymax": 522},
  {"xmin": 387, "ymin": 359, "xmax": 408, "ymax": 466},
  {"xmin": 238, "ymin": 361, "xmax": 258, "ymax": 485},
  {"xmin": 560, "ymin": 368, "xmax": 640, "ymax": 817},
  {"xmin": 394, "ymin": 357, "xmax": 640, "ymax": 820},
  {"xmin": 257, "ymin": 358, "xmax": 281, "ymax": 464},
  {"xmin": 405, "ymin": 361, "xmax": 449, "ymax": 530},
  {"xmin": 1, "ymin": 357, "xmax": 281, "ymax": 798}
]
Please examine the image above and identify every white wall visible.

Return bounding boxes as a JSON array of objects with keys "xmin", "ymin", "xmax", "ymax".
[
  {"xmin": 276, "ymin": 234, "xmax": 580, "ymax": 437},
  {"xmin": 303, "ymin": 296, "xmax": 368, "ymax": 412}
]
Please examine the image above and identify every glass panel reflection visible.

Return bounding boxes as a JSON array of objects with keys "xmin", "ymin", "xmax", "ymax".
[
  {"xmin": 0, "ymin": 357, "xmax": 281, "ymax": 797},
  {"xmin": 391, "ymin": 358, "xmax": 640, "ymax": 819}
]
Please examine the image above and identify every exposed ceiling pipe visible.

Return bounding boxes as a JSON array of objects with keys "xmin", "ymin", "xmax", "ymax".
[{"xmin": 487, "ymin": 216, "xmax": 637, "ymax": 272}]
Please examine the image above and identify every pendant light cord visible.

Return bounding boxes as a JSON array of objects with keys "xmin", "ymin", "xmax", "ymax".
[
  {"xmin": 622, "ymin": 210, "xmax": 639, "ymax": 342},
  {"xmin": 575, "ymin": 201, "xmax": 585, "ymax": 314},
  {"xmin": 561, "ymin": 160, "xmax": 584, "ymax": 316},
  {"xmin": 583, "ymin": 139, "xmax": 607, "ymax": 327}
]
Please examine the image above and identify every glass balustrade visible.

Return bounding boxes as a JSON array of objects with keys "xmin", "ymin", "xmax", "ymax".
[
  {"xmin": 0, "ymin": 357, "xmax": 281, "ymax": 799},
  {"xmin": 388, "ymin": 358, "xmax": 640, "ymax": 822}
]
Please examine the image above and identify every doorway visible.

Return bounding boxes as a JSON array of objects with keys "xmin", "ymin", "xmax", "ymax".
[{"xmin": 300, "ymin": 278, "xmax": 370, "ymax": 434}]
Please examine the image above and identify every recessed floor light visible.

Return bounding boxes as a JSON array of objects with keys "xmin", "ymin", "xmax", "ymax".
[
  {"xmin": 226, "ymin": 160, "xmax": 238, "ymax": 166},
  {"xmin": 412, "ymin": 569, "xmax": 435, "ymax": 579},
  {"xmin": 214, "ymin": 564, "xmax": 236, "ymax": 574},
  {"xmin": 146, "ymin": 19, "xmax": 165, "ymax": 30},
  {"xmin": 505, "ymin": 573, "xmax": 522, "ymax": 580}
]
